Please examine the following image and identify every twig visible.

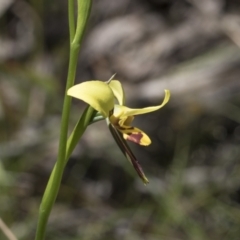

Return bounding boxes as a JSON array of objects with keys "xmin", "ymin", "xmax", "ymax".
[{"xmin": 0, "ymin": 218, "xmax": 18, "ymax": 240}]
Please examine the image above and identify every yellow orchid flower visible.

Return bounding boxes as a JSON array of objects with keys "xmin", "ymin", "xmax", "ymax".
[
  {"xmin": 67, "ymin": 79, "xmax": 170, "ymax": 184},
  {"xmin": 68, "ymin": 80, "xmax": 170, "ymax": 145}
]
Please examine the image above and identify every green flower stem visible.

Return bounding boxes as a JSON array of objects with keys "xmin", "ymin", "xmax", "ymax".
[
  {"xmin": 68, "ymin": 0, "xmax": 76, "ymax": 42},
  {"xmin": 34, "ymin": 1, "xmax": 92, "ymax": 240}
]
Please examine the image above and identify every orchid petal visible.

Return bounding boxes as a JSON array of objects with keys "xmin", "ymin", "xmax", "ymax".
[
  {"xmin": 67, "ymin": 81, "xmax": 114, "ymax": 117},
  {"xmin": 119, "ymin": 127, "xmax": 151, "ymax": 146},
  {"xmin": 118, "ymin": 116, "xmax": 134, "ymax": 127},
  {"xmin": 108, "ymin": 80, "xmax": 126, "ymax": 105},
  {"xmin": 113, "ymin": 89, "xmax": 170, "ymax": 118}
]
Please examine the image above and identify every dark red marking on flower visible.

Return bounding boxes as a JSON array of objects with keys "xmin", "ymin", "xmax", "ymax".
[{"xmin": 126, "ymin": 132, "xmax": 143, "ymax": 144}]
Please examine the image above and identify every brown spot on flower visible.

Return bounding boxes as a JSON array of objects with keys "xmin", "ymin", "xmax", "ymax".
[{"xmin": 126, "ymin": 132, "xmax": 143, "ymax": 144}]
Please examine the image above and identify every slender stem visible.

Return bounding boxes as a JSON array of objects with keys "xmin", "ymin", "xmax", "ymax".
[
  {"xmin": 68, "ymin": 0, "xmax": 76, "ymax": 43},
  {"xmin": 34, "ymin": 1, "xmax": 92, "ymax": 240},
  {"xmin": 68, "ymin": 0, "xmax": 76, "ymax": 42}
]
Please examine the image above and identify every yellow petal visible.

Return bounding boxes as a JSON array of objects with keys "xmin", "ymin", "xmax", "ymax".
[
  {"xmin": 108, "ymin": 80, "xmax": 126, "ymax": 105},
  {"xmin": 119, "ymin": 127, "xmax": 151, "ymax": 146},
  {"xmin": 118, "ymin": 116, "xmax": 134, "ymax": 127},
  {"xmin": 67, "ymin": 81, "xmax": 114, "ymax": 117},
  {"xmin": 113, "ymin": 89, "xmax": 170, "ymax": 117},
  {"xmin": 109, "ymin": 115, "xmax": 134, "ymax": 128}
]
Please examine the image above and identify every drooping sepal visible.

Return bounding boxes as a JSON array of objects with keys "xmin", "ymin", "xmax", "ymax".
[{"xmin": 108, "ymin": 121, "xmax": 149, "ymax": 185}]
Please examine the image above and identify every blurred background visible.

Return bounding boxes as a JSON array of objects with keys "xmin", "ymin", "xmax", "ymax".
[{"xmin": 1, "ymin": 0, "xmax": 240, "ymax": 239}]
